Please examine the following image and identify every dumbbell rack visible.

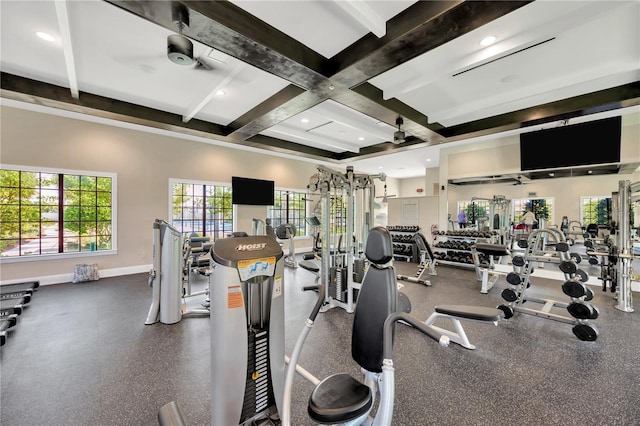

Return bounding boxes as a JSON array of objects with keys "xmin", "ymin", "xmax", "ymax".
[
  {"xmin": 497, "ymin": 229, "xmax": 600, "ymax": 341},
  {"xmin": 432, "ymin": 230, "xmax": 497, "ymax": 268},
  {"xmin": 388, "ymin": 225, "xmax": 420, "ymax": 263}
]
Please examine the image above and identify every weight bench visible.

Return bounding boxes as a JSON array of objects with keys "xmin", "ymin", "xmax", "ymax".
[
  {"xmin": 471, "ymin": 243, "xmax": 511, "ymax": 294},
  {"xmin": 424, "ymin": 305, "xmax": 504, "ymax": 350}
]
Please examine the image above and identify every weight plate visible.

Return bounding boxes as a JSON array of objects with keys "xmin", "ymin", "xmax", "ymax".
[
  {"xmin": 517, "ymin": 239, "xmax": 528, "ymax": 248},
  {"xmin": 572, "ymin": 324, "xmax": 599, "ymax": 341},
  {"xmin": 567, "ymin": 302, "xmax": 595, "ymax": 320},
  {"xmin": 506, "ymin": 272, "xmax": 521, "ymax": 286},
  {"xmin": 497, "ymin": 304, "xmax": 514, "ymax": 319},
  {"xmin": 559, "ymin": 261, "xmax": 577, "ymax": 274},
  {"xmin": 588, "ymin": 256, "xmax": 599, "ymax": 265},
  {"xmin": 584, "ymin": 240, "xmax": 594, "ymax": 249},
  {"xmin": 556, "ymin": 242, "xmax": 570, "ymax": 252},
  {"xmin": 584, "ymin": 287, "xmax": 594, "ymax": 301},
  {"xmin": 501, "ymin": 288, "xmax": 518, "ymax": 302},
  {"xmin": 570, "ymin": 252, "xmax": 582, "ymax": 264},
  {"xmin": 512, "ymin": 256, "xmax": 525, "ymax": 267},
  {"xmin": 561, "ymin": 280, "xmax": 586, "ymax": 298},
  {"xmin": 576, "ymin": 269, "xmax": 589, "ymax": 283}
]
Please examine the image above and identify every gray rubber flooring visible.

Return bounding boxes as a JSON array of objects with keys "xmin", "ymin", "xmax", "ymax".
[{"xmin": 1, "ymin": 254, "xmax": 639, "ymax": 425}]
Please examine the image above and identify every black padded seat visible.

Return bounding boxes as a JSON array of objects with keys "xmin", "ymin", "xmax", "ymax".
[
  {"xmin": 435, "ymin": 305, "xmax": 504, "ymax": 322},
  {"xmin": 474, "ymin": 243, "xmax": 509, "ymax": 257},
  {"xmin": 308, "ymin": 374, "xmax": 373, "ymax": 424}
]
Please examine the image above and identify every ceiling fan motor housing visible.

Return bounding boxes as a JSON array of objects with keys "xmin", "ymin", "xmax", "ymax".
[
  {"xmin": 393, "ymin": 130, "xmax": 405, "ymax": 144},
  {"xmin": 167, "ymin": 34, "xmax": 194, "ymax": 65}
]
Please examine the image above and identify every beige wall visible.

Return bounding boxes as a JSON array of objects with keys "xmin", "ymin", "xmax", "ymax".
[{"xmin": 0, "ymin": 105, "xmax": 319, "ymax": 283}]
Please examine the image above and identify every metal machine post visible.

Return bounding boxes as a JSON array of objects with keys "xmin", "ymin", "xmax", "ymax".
[{"xmin": 145, "ymin": 219, "xmax": 183, "ymax": 325}]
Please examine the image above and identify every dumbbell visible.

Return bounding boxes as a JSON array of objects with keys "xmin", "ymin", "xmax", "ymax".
[
  {"xmin": 567, "ymin": 302, "xmax": 599, "ymax": 320},
  {"xmin": 561, "ymin": 279, "xmax": 594, "ymax": 301}
]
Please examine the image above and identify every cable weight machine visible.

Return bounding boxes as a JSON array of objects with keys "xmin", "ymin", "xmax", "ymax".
[
  {"xmin": 307, "ymin": 165, "xmax": 385, "ymax": 313},
  {"xmin": 586, "ymin": 179, "xmax": 640, "ymax": 312}
]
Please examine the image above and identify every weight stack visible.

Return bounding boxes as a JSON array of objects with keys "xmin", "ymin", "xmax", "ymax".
[
  {"xmin": 330, "ymin": 266, "xmax": 348, "ymax": 302},
  {"xmin": 353, "ymin": 259, "xmax": 366, "ymax": 283}
]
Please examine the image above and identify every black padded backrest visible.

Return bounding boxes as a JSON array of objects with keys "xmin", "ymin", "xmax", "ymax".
[
  {"xmin": 364, "ymin": 226, "xmax": 393, "ymax": 264},
  {"xmin": 352, "ymin": 226, "xmax": 397, "ymax": 373}
]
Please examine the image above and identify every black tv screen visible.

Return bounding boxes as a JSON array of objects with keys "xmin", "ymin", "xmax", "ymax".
[
  {"xmin": 520, "ymin": 116, "xmax": 621, "ymax": 171},
  {"xmin": 232, "ymin": 176, "xmax": 274, "ymax": 205}
]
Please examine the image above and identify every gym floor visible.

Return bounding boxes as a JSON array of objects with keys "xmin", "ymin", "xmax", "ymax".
[{"xmin": 1, "ymin": 250, "xmax": 639, "ymax": 426}]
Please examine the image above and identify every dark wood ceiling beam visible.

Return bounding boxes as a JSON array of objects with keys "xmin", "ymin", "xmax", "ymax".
[
  {"xmin": 331, "ymin": 1, "xmax": 532, "ymax": 86},
  {"xmin": 106, "ymin": 1, "xmax": 329, "ymax": 88},
  {"xmin": 440, "ymin": 82, "xmax": 640, "ymax": 141},
  {"xmin": 104, "ymin": 0, "xmax": 532, "ymax": 146}
]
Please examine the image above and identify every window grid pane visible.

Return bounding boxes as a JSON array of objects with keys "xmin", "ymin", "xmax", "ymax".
[
  {"xmin": 0, "ymin": 168, "xmax": 113, "ymax": 257},
  {"xmin": 268, "ymin": 190, "xmax": 308, "ymax": 237},
  {"xmin": 172, "ymin": 182, "xmax": 233, "ymax": 240}
]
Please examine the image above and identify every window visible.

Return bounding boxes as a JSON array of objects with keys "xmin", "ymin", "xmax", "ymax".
[
  {"xmin": 268, "ymin": 189, "xmax": 308, "ymax": 237},
  {"xmin": 513, "ymin": 197, "xmax": 554, "ymax": 226},
  {"xmin": 581, "ymin": 196, "xmax": 612, "ymax": 226},
  {"xmin": 0, "ymin": 165, "xmax": 115, "ymax": 259},
  {"xmin": 457, "ymin": 200, "xmax": 489, "ymax": 226},
  {"xmin": 171, "ymin": 180, "xmax": 232, "ymax": 240}
]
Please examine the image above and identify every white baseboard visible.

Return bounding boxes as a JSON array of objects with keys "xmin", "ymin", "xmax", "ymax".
[{"xmin": 0, "ymin": 264, "xmax": 153, "ymax": 286}]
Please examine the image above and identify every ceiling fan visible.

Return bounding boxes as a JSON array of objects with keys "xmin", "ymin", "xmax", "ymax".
[
  {"xmin": 512, "ymin": 176, "xmax": 529, "ymax": 186},
  {"xmin": 393, "ymin": 116, "xmax": 405, "ymax": 144},
  {"xmin": 375, "ymin": 183, "xmax": 397, "ymax": 203},
  {"xmin": 166, "ymin": 3, "xmax": 217, "ymax": 71}
]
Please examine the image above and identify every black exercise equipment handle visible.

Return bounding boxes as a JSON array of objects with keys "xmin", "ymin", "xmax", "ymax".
[
  {"xmin": 303, "ymin": 284, "xmax": 325, "ymax": 322},
  {"xmin": 382, "ymin": 311, "xmax": 449, "ymax": 359}
]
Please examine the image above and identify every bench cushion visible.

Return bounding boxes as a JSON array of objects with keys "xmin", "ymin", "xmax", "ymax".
[{"xmin": 435, "ymin": 305, "xmax": 504, "ymax": 322}]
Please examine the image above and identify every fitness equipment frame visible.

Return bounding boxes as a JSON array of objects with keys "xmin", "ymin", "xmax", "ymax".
[
  {"xmin": 470, "ymin": 243, "xmax": 512, "ymax": 293},
  {"xmin": 307, "ymin": 165, "xmax": 385, "ymax": 313},
  {"xmin": 397, "ymin": 233, "xmax": 437, "ymax": 286},
  {"xmin": 282, "ymin": 226, "xmax": 449, "ymax": 425},
  {"xmin": 275, "ymin": 223, "xmax": 298, "ymax": 269},
  {"xmin": 423, "ymin": 305, "xmax": 504, "ymax": 350},
  {"xmin": 145, "ymin": 219, "xmax": 209, "ymax": 325},
  {"xmin": 587, "ymin": 180, "xmax": 640, "ymax": 312},
  {"xmin": 472, "ymin": 195, "xmax": 511, "ymax": 242},
  {"xmin": 498, "ymin": 228, "xmax": 599, "ymax": 341}
]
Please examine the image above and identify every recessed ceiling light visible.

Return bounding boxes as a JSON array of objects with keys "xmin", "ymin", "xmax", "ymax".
[
  {"xmin": 426, "ymin": 158, "xmax": 431, "ymax": 162},
  {"xmin": 549, "ymin": 172, "xmax": 555, "ymax": 177},
  {"xmin": 216, "ymin": 90, "xmax": 225, "ymax": 96},
  {"xmin": 480, "ymin": 35, "xmax": 496, "ymax": 47},
  {"xmin": 588, "ymin": 170, "xmax": 593, "ymax": 174},
  {"xmin": 36, "ymin": 31, "xmax": 55, "ymax": 42},
  {"xmin": 301, "ymin": 118, "xmax": 309, "ymax": 123},
  {"xmin": 358, "ymin": 137, "xmax": 364, "ymax": 141}
]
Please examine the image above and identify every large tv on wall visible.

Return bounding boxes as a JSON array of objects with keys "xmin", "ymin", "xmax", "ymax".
[
  {"xmin": 520, "ymin": 116, "xmax": 621, "ymax": 171},
  {"xmin": 231, "ymin": 176, "xmax": 274, "ymax": 206}
]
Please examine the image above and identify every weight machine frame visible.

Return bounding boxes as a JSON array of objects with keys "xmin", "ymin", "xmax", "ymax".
[{"xmin": 307, "ymin": 165, "xmax": 385, "ymax": 313}]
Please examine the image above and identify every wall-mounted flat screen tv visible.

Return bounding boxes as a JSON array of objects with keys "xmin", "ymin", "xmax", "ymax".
[
  {"xmin": 231, "ymin": 176, "xmax": 274, "ymax": 205},
  {"xmin": 520, "ymin": 116, "xmax": 621, "ymax": 171}
]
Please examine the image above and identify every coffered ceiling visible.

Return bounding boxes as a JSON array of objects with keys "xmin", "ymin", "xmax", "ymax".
[{"xmin": 1, "ymin": 0, "xmax": 639, "ymax": 178}]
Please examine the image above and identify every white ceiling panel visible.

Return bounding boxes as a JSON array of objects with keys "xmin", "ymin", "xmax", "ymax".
[
  {"xmin": 230, "ymin": 0, "xmax": 417, "ymax": 58},
  {"xmin": 369, "ymin": 0, "xmax": 640, "ymax": 128}
]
